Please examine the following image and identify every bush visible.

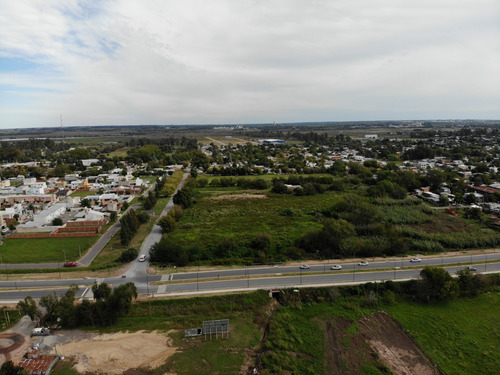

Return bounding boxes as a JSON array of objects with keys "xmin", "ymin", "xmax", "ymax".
[{"xmin": 117, "ymin": 248, "xmax": 138, "ymax": 263}]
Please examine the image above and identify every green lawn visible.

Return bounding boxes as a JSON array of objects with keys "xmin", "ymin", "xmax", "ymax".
[
  {"xmin": 0, "ymin": 236, "xmax": 96, "ymax": 263},
  {"xmin": 69, "ymin": 190, "xmax": 96, "ymax": 198}
]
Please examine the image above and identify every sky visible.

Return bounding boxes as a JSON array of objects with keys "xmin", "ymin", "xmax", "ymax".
[{"xmin": 1, "ymin": 0, "xmax": 499, "ymax": 129}]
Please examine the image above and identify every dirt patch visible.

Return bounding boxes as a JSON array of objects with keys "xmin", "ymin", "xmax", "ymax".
[
  {"xmin": 0, "ymin": 332, "xmax": 25, "ymax": 363},
  {"xmin": 47, "ymin": 330, "xmax": 178, "ymax": 374},
  {"xmin": 358, "ymin": 311, "xmax": 445, "ymax": 375},
  {"xmin": 325, "ymin": 317, "xmax": 378, "ymax": 374},
  {"xmin": 324, "ymin": 312, "xmax": 444, "ymax": 375},
  {"xmin": 213, "ymin": 194, "xmax": 266, "ymax": 200}
]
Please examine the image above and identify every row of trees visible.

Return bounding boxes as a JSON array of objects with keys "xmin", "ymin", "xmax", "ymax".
[
  {"xmin": 120, "ymin": 209, "xmax": 149, "ymax": 245},
  {"xmin": 17, "ymin": 282, "xmax": 138, "ymax": 327}
]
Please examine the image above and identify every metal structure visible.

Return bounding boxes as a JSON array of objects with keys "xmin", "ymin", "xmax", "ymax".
[
  {"xmin": 202, "ymin": 319, "xmax": 230, "ymax": 340},
  {"xmin": 184, "ymin": 327, "xmax": 202, "ymax": 338}
]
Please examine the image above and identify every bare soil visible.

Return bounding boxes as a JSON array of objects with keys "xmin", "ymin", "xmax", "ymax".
[
  {"xmin": 46, "ymin": 330, "xmax": 178, "ymax": 374},
  {"xmin": 324, "ymin": 311, "xmax": 444, "ymax": 375},
  {"xmin": 358, "ymin": 311, "xmax": 445, "ymax": 375}
]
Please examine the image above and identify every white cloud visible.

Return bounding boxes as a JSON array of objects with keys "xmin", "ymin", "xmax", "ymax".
[{"xmin": 1, "ymin": 0, "xmax": 499, "ymax": 128}]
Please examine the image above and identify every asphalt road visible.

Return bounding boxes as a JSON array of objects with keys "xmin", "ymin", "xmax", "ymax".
[
  {"xmin": 124, "ymin": 171, "xmax": 189, "ymax": 279},
  {"xmin": 1, "ymin": 260, "xmax": 499, "ymax": 302},
  {"xmin": 170, "ymin": 252, "xmax": 500, "ymax": 281}
]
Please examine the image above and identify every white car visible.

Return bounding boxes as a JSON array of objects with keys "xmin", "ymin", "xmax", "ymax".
[
  {"xmin": 410, "ymin": 258, "xmax": 422, "ymax": 263},
  {"xmin": 138, "ymin": 254, "xmax": 147, "ymax": 262},
  {"xmin": 358, "ymin": 261, "xmax": 369, "ymax": 266},
  {"xmin": 299, "ymin": 264, "xmax": 310, "ymax": 269},
  {"xmin": 331, "ymin": 265, "xmax": 343, "ymax": 270}
]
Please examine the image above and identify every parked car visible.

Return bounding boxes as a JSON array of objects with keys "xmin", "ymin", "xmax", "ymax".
[
  {"xmin": 358, "ymin": 261, "xmax": 369, "ymax": 266},
  {"xmin": 410, "ymin": 257, "xmax": 422, "ymax": 263},
  {"xmin": 331, "ymin": 265, "xmax": 343, "ymax": 270},
  {"xmin": 138, "ymin": 254, "xmax": 147, "ymax": 262},
  {"xmin": 63, "ymin": 262, "xmax": 78, "ymax": 267},
  {"xmin": 31, "ymin": 328, "xmax": 50, "ymax": 337},
  {"xmin": 299, "ymin": 264, "xmax": 310, "ymax": 269}
]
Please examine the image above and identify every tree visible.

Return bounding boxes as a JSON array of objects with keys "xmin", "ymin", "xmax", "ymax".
[
  {"xmin": 251, "ymin": 233, "xmax": 272, "ymax": 251},
  {"xmin": 456, "ymin": 268, "xmax": 488, "ymax": 296},
  {"xmin": 438, "ymin": 195, "xmax": 449, "ymax": 206},
  {"xmin": 52, "ymin": 217, "xmax": 63, "ymax": 226},
  {"xmin": 0, "ymin": 361, "xmax": 25, "ymax": 375},
  {"xmin": 419, "ymin": 266, "xmax": 458, "ymax": 302},
  {"xmin": 92, "ymin": 282, "xmax": 112, "ymax": 301},
  {"xmin": 173, "ymin": 188, "xmax": 194, "ymax": 208},
  {"xmin": 158, "ymin": 215, "xmax": 176, "ymax": 234},
  {"xmin": 117, "ymin": 247, "xmax": 138, "ymax": 263},
  {"xmin": 17, "ymin": 296, "xmax": 39, "ymax": 321}
]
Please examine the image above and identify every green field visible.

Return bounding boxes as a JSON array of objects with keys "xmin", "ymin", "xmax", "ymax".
[
  {"xmin": 166, "ymin": 180, "xmax": 500, "ymax": 264},
  {"xmin": 51, "ymin": 286, "xmax": 500, "ymax": 374},
  {"xmin": 385, "ymin": 293, "xmax": 500, "ymax": 375},
  {"xmin": 0, "ymin": 236, "xmax": 97, "ymax": 263}
]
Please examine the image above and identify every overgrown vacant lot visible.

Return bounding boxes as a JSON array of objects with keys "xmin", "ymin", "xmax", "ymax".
[
  {"xmin": 168, "ymin": 180, "xmax": 500, "ymax": 261},
  {"xmin": 260, "ymin": 288, "xmax": 500, "ymax": 375}
]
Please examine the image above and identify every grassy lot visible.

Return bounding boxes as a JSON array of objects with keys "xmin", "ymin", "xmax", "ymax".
[
  {"xmin": 384, "ymin": 291, "xmax": 500, "ymax": 375},
  {"xmin": 107, "ymin": 147, "xmax": 131, "ymax": 157},
  {"xmin": 69, "ymin": 190, "xmax": 96, "ymax": 198},
  {"xmin": 49, "ymin": 286, "xmax": 499, "ymax": 374},
  {"xmin": 86, "ymin": 291, "xmax": 270, "ymax": 375},
  {"xmin": 168, "ymin": 181, "xmax": 500, "ymax": 261},
  {"xmin": 170, "ymin": 187, "xmax": 332, "ymax": 252},
  {"xmin": 0, "ymin": 236, "xmax": 97, "ymax": 263}
]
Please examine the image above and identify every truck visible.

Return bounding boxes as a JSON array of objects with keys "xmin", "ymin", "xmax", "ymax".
[{"xmin": 31, "ymin": 327, "xmax": 50, "ymax": 337}]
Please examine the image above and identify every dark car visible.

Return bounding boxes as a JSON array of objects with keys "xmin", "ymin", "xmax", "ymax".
[{"xmin": 63, "ymin": 262, "xmax": 78, "ymax": 267}]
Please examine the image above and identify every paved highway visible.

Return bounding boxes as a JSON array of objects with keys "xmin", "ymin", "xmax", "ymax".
[
  {"xmin": 168, "ymin": 252, "xmax": 500, "ymax": 281},
  {"xmin": 1, "ymin": 258, "xmax": 499, "ymax": 302}
]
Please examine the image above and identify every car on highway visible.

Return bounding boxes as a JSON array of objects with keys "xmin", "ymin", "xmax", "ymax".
[
  {"xmin": 331, "ymin": 265, "xmax": 343, "ymax": 270},
  {"xmin": 63, "ymin": 262, "xmax": 78, "ymax": 267},
  {"xmin": 410, "ymin": 257, "xmax": 422, "ymax": 263},
  {"xmin": 466, "ymin": 266, "xmax": 477, "ymax": 272},
  {"xmin": 299, "ymin": 264, "xmax": 310, "ymax": 269},
  {"xmin": 138, "ymin": 254, "xmax": 147, "ymax": 262},
  {"xmin": 358, "ymin": 261, "xmax": 369, "ymax": 266}
]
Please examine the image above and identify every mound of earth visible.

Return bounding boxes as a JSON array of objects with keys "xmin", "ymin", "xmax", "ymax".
[{"xmin": 326, "ymin": 311, "xmax": 445, "ymax": 375}]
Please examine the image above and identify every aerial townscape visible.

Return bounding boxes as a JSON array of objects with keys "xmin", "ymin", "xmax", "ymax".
[
  {"xmin": 1, "ymin": 0, "xmax": 499, "ymax": 374},
  {"xmin": 0, "ymin": 121, "xmax": 498, "ymax": 374}
]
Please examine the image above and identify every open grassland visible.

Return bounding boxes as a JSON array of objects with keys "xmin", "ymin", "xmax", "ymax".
[
  {"xmin": 0, "ymin": 236, "xmax": 97, "ymax": 263},
  {"xmin": 172, "ymin": 187, "xmax": 331, "ymax": 251},
  {"xmin": 384, "ymin": 291, "xmax": 500, "ymax": 375},
  {"xmin": 168, "ymin": 181, "xmax": 500, "ymax": 261},
  {"xmin": 107, "ymin": 147, "xmax": 131, "ymax": 157}
]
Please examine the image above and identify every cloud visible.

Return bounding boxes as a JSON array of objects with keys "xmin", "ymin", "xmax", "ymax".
[{"xmin": 1, "ymin": 0, "xmax": 499, "ymax": 128}]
